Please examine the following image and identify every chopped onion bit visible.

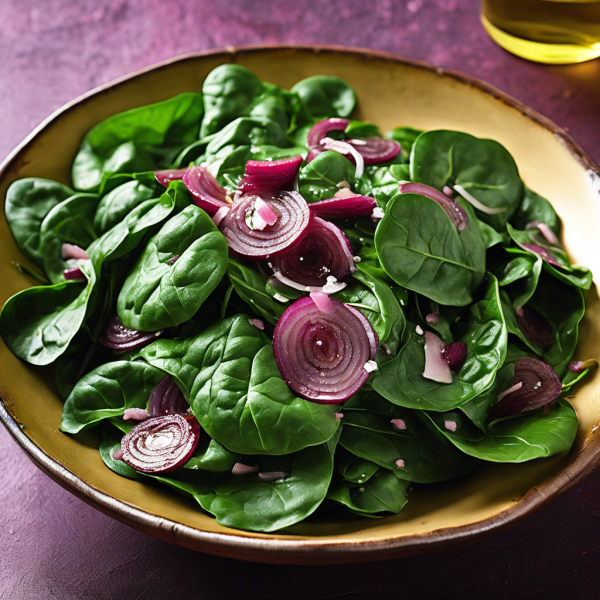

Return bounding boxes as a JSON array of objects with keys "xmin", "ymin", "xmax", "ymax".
[
  {"xmin": 453, "ymin": 184, "xmax": 507, "ymax": 215},
  {"xmin": 391, "ymin": 418, "xmax": 407, "ymax": 430},
  {"xmin": 422, "ymin": 331, "xmax": 453, "ymax": 384}
]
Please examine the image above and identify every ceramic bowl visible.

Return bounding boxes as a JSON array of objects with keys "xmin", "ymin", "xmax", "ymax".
[{"xmin": 1, "ymin": 45, "xmax": 599, "ymax": 564}]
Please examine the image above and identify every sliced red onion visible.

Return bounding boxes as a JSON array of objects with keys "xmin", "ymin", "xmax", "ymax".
[
  {"xmin": 334, "ymin": 412, "xmax": 344, "ymax": 419},
  {"xmin": 182, "ymin": 165, "xmax": 230, "ymax": 216},
  {"xmin": 522, "ymin": 243, "xmax": 561, "ymax": 267},
  {"xmin": 219, "ymin": 190, "xmax": 310, "ymax": 259},
  {"xmin": 253, "ymin": 197, "xmax": 278, "ymax": 227},
  {"xmin": 248, "ymin": 318, "xmax": 265, "ymax": 330},
  {"xmin": 442, "ymin": 342, "xmax": 468, "ymax": 371},
  {"xmin": 568, "ymin": 359, "xmax": 597, "ymax": 373},
  {"xmin": 321, "ymin": 137, "xmax": 365, "ymax": 179},
  {"xmin": 63, "ymin": 267, "xmax": 86, "ymax": 280},
  {"xmin": 123, "ymin": 408, "xmax": 151, "ymax": 421},
  {"xmin": 309, "ymin": 195, "xmax": 377, "ymax": 219},
  {"xmin": 148, "ymin": 376, "xmax": 189, "ymax": 417},
  {"xmin": 399, "ymin": 182, "xmax": 468, "ymax": 231},
  {"xmin": 310, "ymin": 291, "xmax": 337, "ymax": 314},
  {"xmin": 391, "ymin": 418, "xmax": 406, "ymax": 431},
  {"xmin": 121, "ymin": 414, "xmax": 200, "ymax": 474},
  {"xmin": 61, "ymin": 243, "xmax": 89, "ymax": 260},
  {"xmin": 155, "ymin": 168, "xmax": 187, "ymax": 188},
  {"xmin": 515, "ymin": 306, "xmax": 555, "ymax": 349},
  {"xmin": 270, "ymin": 217, "xmax": 354, "ymax": 292},
  {"xmin": 112, "ymin": 448, "xmax": 124, "ymax": 461},
  {"xmin": 273, "ymin": 296, "xmax": 378, "ymax": 403},
  {"xmin": 99, "ymin": 314, "xmax": 163, "ymax": 353},
  {"xmin": 422, "ymin": 331, "xmax": 453, "ymax": 384},
  {"xmin": 490, "ymin": 357, "xmax": 562, "ymax": 420},
  {"xmin": 525, "ymin": 220, "xmax": 560, "ymax": 246},
  {"xmin": 232, "ymin": 462, "xmax": 259, "ymax": 475},
  {"xmin": 350, "ymin": 137, "xmax": 401, "ymax": 165},
  {"xmin": 307, "ymin": 118, "xmax": 350, "ymax": 147},
  {"xmin": 239, "ymin": 156, "xmax": 303, "ymax": 194},
  {"xmin": 334, "ymin": 187, "xmax": 358, "ymax": 199},
  {"xmin": 426, "ymin": 312, "xmax": 439, "ymax": 324},
  {"xmin": 497, "ymin": 381, "xmax": 523, "ymax": 402},
  {"xmin": 212, "ymin": 206, "xmax": 230, "ymax": 228},
  {"xmin": 444, "ymin": 420, "xmax": 457, "ymax": 432},
  {"xmin": 453, "ymin": 184, "xmax": 507, "ymax": 215},
  {"xmin": 258, "ymin": 471, "xmax": 289, "ymax": 481}
]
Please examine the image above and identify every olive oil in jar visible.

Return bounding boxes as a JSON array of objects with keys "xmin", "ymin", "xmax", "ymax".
[{"xmin": 481, "ymin": 0, "xmax": 600, "ymax": 63}]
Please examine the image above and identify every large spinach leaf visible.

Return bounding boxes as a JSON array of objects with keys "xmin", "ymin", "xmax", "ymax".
[
  {"xmin": 60, "ymin": 360, "xmax": 166, "ymax": 433},
  {"xmin": 39, "ymin": 193, "xmax": 99, "ymax": 283},
  {"xmin": 298, "ymin": 150, "xmax": 356, "ymax": 203},
  {"xmin": 340, "ymin": 391, "xmax": 479, "ymax": 483},
  {"xmin": 374, "ymin": 193, "xmax": 486, "ymax": 306},
  {"xmin": 511, "ymin": 187, "xmax": 560, "ymax": 235},
  {"xmin": 371, "ymin": 275, "xmax": 507, "ymax": 411},
  {"xmin": 201, "ymin": 64, "xmax": 263, "ymax": 137},
  {"xmin": 425, "ymin": 399, "xmax": 577, "ymax": 462},
  {"xmin": 497, "ymin": 247, "xmax": 542, "ymax": 308},
  {"xmin": 72, "ymin": 93, "xmax": 203, "ymax": 192},
  {"xmin": 291, "ymin": 75, "xmax": 356, "ymax": 118},
  {"xmin": 138, "ymin": 315, "xmax": 340, "ymax": 455},
  {"xmin": 410, "ymin": 130, "xmax": 523, "ymax": 230},
  {"xmin": 5, "ymin": 178, "xmax": 75, "ymax": 267},
  {"xmin": 183, "ymin": 439, "xmax": 240, "ymax": 473},
  {"xmin": 387, "ymin": 127, "xmax": 423, "ymax": 161},
  {"xmin": 117, "ymin": 205, "xmax": 228, "ymax": 331},
  {"xmin": 357, "ymin": 163, "xmax": 410, "ymax": 208}
]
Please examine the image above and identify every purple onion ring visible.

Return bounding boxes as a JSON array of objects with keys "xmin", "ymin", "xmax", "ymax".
[{"xmin": 99, "ymin": 313, "xmax": 163, "ymax": 354}]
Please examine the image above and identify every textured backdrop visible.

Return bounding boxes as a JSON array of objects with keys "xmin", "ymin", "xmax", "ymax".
[{"xmin": 1, "ymin": 1, "xmax": 600, "ymax": 599}]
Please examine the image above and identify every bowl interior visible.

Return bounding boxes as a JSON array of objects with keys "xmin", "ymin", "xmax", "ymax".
[{"xmin": 1, "ymin": 46, "xmax": 599, "ymax": 563}]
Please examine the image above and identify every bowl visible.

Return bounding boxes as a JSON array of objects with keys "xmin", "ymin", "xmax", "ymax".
[{"xmin": 1, "ymin": 45, "xmax": 599, "ymax": 565}]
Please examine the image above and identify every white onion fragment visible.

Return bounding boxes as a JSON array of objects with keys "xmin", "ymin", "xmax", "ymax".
[
  {"xmin": 258, "ymin": 471, "xmax": 289, "ymax": 481},
  {"xmin": 310, "ymin": 291, "xmax": 337, "ymax": 314},
  {"xmin": 61, "ymin": 243, "xmax": 90, "ymax": 260},
  {"xmin": 497, "ymin": 381, "xmax": 523, "ymax": 402},
  {"xmin": 232, "ymin": 463, "xmax": 259, "ymax": 475},
  {"xmin": 248, "ymin": 318, "xmax": 265, "ymax": 330},
  {"xmin": 212, "ymin": 206, "xmax": 230, "ymax": 227},
  {"xmin": 453, "ymin": 184, "xmax": 507, "ymax": 215},
  {"xmin": 321, "ymin": 137, "xmax": 365, "ymax": 179},
  {"xmin": 422, "ymin": 331, "xmax": 453, "ymax": 384},
  {"xmin": 334, "ymin": 412, "xmax": 344, "ymax": 420},
  {"xmin": 444, "ymin": 420, "xmax": 457, "ymax": 432},
  {"xmin": 123, "ymin": 408, "xmax": 151, "ymax": 421},
  {"xmin": 391, "ymin": 419, "xmax": 407, "ymax": 430},
  {"xmin": 396, "ymin": 459, "xmax": 405, "ymax": 468}
]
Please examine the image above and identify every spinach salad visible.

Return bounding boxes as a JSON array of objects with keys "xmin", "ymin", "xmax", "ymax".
[{"xmin": 1, "ymin": 65, "xmax": 596, "ymax": 533}]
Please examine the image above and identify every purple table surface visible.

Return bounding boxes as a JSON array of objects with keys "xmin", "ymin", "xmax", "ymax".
[{"xmin": 1, "ymin": 1, "xmax": 600, "ymax": 598}]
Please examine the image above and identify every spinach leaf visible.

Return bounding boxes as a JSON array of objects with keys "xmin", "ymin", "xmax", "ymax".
[
  {"xmin": 5, "ymin": 178, "xmax": 75, "ymax": 267},
  {"xmin": 327, "ymin": 470, "xmax": 409, "ymax": 517},
  {"xmin": 117, "ymin": 205, "xmax": 228, "ymax": 331},
  {"xmin": 375, "ymin": 193, "xmax": 486, "ymax": 306},
  {"xmin": 39, "ymin": 193, "xmax": 99, "ymax": 283},
  {"xmin": 298, "ymin": 151, "xmax": 356, "ymax": 203},
  {"xmin": 93, "ymin": 179, "xmax": 158, "ymax": 235},
  {"xmin": 72, "ymin": 93, "xmax": 203, "ymax": 192},
  {"xmin": 511, "ymin": 187, "xmax": 561, "ymax": 235},
  {"xmin": 528, "ymin": 275, "xmax": 585, "ymax": 377},
  {"xmin": 227, "ymin": 259, "xmax": 286, "ymax": 325},
  {"xmin": 371, "ymin": 275, "xmax": 507, "ymax": 411},
  {"xmin": 425, "ymin": 399, "xmax": 577, "ymax": 462},
  {"xmin": 291, "ymin": 75, "xmax": 356, "ymax": 118},
  {"xmin": 138, "ymin": 315, "xmax": 340, "ymax": 455},
  {"xmin": 0, "ymin": 262, "xmax": 97, "ymax": 366},
  {"xmin": 183, "ymin": 438, "xmax": 240, "ymax": 473},
  {"xmin": 201, "ymin": 64, "xmax": 263, "ymax": 137},
  {"xmin": 333, "ymin": 266, "xmax": 405, "ymax": 349},
  {"xmin": 204, "ymin": 117, "xmax": 289, "ymax": 162},
  {"xmin": 500, "ymin": 291, "xmax": 543, "ymax": 356},
  {"xmin": 60, "ymin": 360, "xmax": 166, "ymax": 433},
  {"xmin": 497, "ymin": 247, "xmax": 542, "ymax": 308},
  {"xmin": 335, "ymin": 448, "xmax": 380, "ymax": 484},
  {"xmin": 410, "ymin": 130, "xmax": 523, "ymax": 230},
  {"xmin": 358, "ymin": 163, "xmax": 410, "ymax": 208},
  {"xmin": 562, "ymin": 363, "xmax": 598, "ymax": 392},
  {"xmin": 340, "ymin": 391, "xmax": 479, "ymax": 482},
  {"xmin": 387, "ymin": 127, "xmax": 423, "ymax": 161},
  {"xmin": 507, "ymin": 224, "xmax": 592, "ymax": 289}
]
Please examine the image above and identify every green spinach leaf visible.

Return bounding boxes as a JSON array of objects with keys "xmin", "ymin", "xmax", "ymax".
[
  {"xmin": 298, "ymin": 151, "xmax": 356, "ymax": 203},
  {"xmin": 291, "ymin": 75, "xmax": 356, "ymax": 118}
]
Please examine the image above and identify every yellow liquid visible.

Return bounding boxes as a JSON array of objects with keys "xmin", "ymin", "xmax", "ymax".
[{"xmin": 482, "ymin": 0, "xmax": 600, "ymax": 63}]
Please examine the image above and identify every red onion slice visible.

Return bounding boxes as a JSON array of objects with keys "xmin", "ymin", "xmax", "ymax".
[
  {"xmin": 497, "ymin": 382, "xmax": 523, "ymax": 402},
  {"xmin": 239, "ymin": 156, "xmax": 303, "ymax": 194},
  {"xmin": 515, "ymin": 306, "xmax": 555, "ymax": 349},
  {"xmin": 307, "ymin": 118, "xmax": 350, "ymax": 147},
  {"xmin": 422, "ymin": 331, "xmax": 453, "ymax": 384},
  {"xmin": 99, "ymin": 313, "xmax": 163, "ymax": 353},
  {"xmin": 219, "ymin": 190, "xmax": 311, "ymax": 259},
  {"xmin": 399, "ymin": 182, "xmax": 468, "ymax": 231},
  {"xmin": 63, "ymin": 267, "xmax": 86, "ymax": 280},
  {"xmin": 148, "ymin": 376, "xmax": 189, "ymax": 417},
  {"xmin": 350, "ymin": 136, "xmax": 401, "ymax": 165},
  {"xmin": 321, "ymin": 137, "xmax": 365, "ymax": 179},
  {"xmin": 425, "ymin": 312, "xmax": 439, "ymax": 324},
  {"xmin": 525, "ymin": 221, "xmax": 560, "ymax": 246},
  {"xmin": 442, "ymin": 342, "xmax": 467, "ymax": 371},
  {"xmin": 490, "ymin": 357, "xmax": 562, "ymax": 420},
  {"xmin": 182, "ymin": 165, "xmax": 230, "ymax": 216},
  {"xmin": 61, "ymin": 243, "xmax": 89, "ymax": 260},
  {"xmin": 308, "ymin": 195, "xmax": 377, "ymax": 219},
  {"xmin": 212, "ymin": 206, "xmax": 230, "ymax": 227},
  {"xmin": 522, "ymin": 243, "xmax": 561, "ymax": 268},
  {"xmin": 273, "ymin": 296, "xmax": 378, "ymax": 403},
  {"xmin": 121, "ymin": 414, "xmax": 200, "ymax": 474},
  {"xmin": 269, "ymin": 217, "xmax": 355, "ymax": 291},
  {"xmin": 232, "ymin": 463, "xmax": 258, "ymax": 475},
  {"xmin": 155, "ymin": 168, "xmax": 187, "ymax": 188},
  {"xmin": 310, "ymin": 291, "xmax": 337, "ymax": 314}
]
